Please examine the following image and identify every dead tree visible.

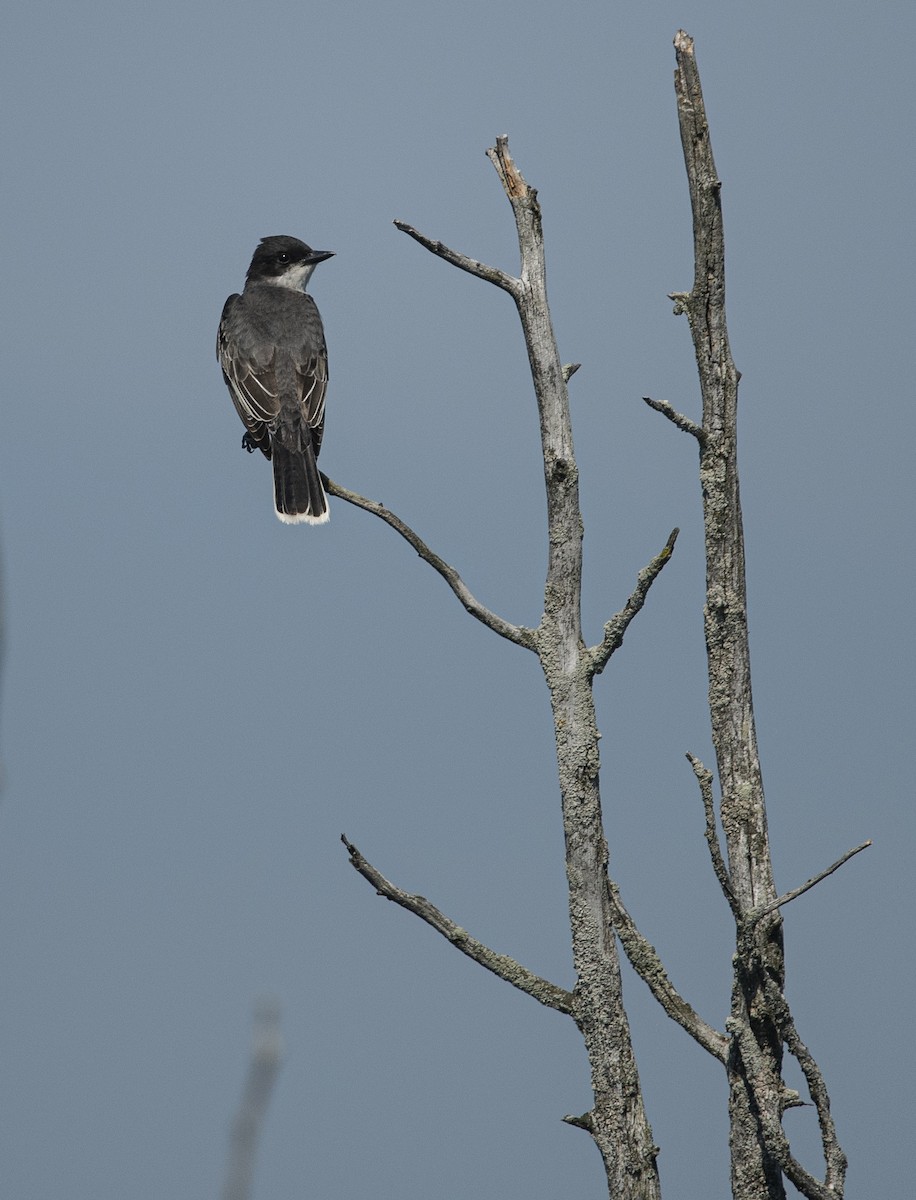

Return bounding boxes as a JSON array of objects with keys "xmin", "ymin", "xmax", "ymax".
[{"xmin": 327, "ymin": 31, "xmax": 866, "ymax": 1200}]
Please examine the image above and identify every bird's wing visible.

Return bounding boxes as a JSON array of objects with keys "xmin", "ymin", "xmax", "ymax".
[
  {"xmin": 292, "ymin": 339, "xmax": 329, "ymax": 456},
  {"xmin": 217, "ymin": 293, "xmax": 280, "ymax": 455}
]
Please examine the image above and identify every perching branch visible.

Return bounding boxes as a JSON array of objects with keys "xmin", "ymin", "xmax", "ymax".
[
  {"xmin": 322, "ymin": 475, "xmax": 537, "ymax": 651},
  {"xmin": 341, "ymin": 835, "xmax": 574, "ymax": 1015}
]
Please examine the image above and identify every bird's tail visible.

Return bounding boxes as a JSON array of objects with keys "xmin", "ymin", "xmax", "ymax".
[{"xmin": 271, "ymin": 438, "xmax": 329, "ymax": 525}]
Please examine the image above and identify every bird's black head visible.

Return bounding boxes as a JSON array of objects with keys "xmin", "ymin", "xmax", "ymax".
[{"xmin": 245, "ymin": 235, "xmax": 335, "ymax": 291}]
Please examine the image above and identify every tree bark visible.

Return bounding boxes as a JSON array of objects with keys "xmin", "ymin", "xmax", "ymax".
[
  {"xmin": 487, "ymin": 137, "xmax": 662, "ymax": 1200},
  {"xmin": 670, "ymin": 31, "xmax": 787, "ymax": 1199}
]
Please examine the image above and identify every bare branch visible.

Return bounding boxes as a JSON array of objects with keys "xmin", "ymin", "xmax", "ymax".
[
  {"xmin": 587, "ymin": 529, "xmax": 679, "ymax": 677},
  {"xmin": 606, "ymin": 878, "xmax": 727, "ymax": 1062},
  {"xmin": 642, "ymin": 395, "xmax": 706, "ymax": 443},
  {"xmin": 563, "ymin": 362, "xmax": 581, "ymax": 382},
  {"xmin": 322, "ymin": 475, "xmax": 537, "ymax": 651},
  {"xmin": 393, "ymin": 220, "xmax": 519, "ymax": 295},
  {"xmin": 686, "ymin": 753, "xmax": 740, "ymax": 917},
  {"xmin": 748, "ymin": 841, "xmax": 872, "ymax": 924},
  {"xmin": 341, "ymin": 836, "xmax": 574, "ymax": 1015}
]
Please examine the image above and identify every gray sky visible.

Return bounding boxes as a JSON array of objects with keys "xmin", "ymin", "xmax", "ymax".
[{"xmin": 1, "ymin": 3, "xmax": 912, "ymax": 1197}]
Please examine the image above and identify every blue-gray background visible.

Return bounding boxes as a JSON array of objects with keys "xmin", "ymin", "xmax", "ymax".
[{"xmin": 1, "ymin": 3, "xmax": 911, "ymax": 1197}]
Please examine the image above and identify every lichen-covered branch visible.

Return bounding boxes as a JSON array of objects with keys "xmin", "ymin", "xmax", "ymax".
[
  {"xmin": 760, "ymin": 971, "xmax": 847, "ymax": 1194},
  {"xmin": 341, "ymin": 836, "xmax": 574, "ymax": 1015},
  {"xmin": 672, "ymin": 30, "xmax": 788, "ymax": 1198},
  {"xmin": 642, "ymin": 395, "xmax": 706, "ymax": 443},
  {"xmin": 686, "ymin": 752, "xmax": 740, "ymax": 918},
  {"xmin": 606, "ymin": 878, "xmax": 727, "ymax": 1062},
  {"xmin": 669, "ymin": 30, "xmax": 854, "ymax": 1199},
  {"xmin": 588, "ymin": 529, "xmax": 680, "ymax": 677}
]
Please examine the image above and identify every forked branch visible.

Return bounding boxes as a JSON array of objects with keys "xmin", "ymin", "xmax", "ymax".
[{"xmin": 386, "ymin": 136, "xmax": 663, "ymax": 1199}]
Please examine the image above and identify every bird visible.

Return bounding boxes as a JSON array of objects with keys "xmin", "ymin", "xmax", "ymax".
[{"xmin": 217, "ymin": 235, "xmax": 334, "ymax": 524}]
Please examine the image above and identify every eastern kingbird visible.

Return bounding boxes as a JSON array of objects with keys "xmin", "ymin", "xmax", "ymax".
[{"xmin": 218, "ymin": 235, "xmax": 334, "ymax": 524}]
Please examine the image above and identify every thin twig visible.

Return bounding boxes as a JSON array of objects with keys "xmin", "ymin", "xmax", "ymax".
[
  {"xmin": 686, "ymin": 753, "xmax": 740, "ymax": 917},
  {"xmin": 341, "ymin": 836, "xmax": 574, "ymax": 1015},
  {"xmin": 322, "ymin": 475, "xmax": 537, "ymax": 651},
  {"xmin": 393, "ymin": 220, "xmax": 519, "ymax": 295},
  {"xmin": 588, "ymin": 529, "xmax": 679, "ymax": 677},
  {"xmin": 748, "ymin": 841, "xmax": 872, "ymax": 924},
  {"xmin": 642, "ymin": 396, "xmax": 706, "ymax": 443},
  {"xmin": 606, "ymin": 878, "xmax": 727, "ymax": 1062}
]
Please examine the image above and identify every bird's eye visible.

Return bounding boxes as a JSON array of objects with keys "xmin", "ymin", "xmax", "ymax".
[{"xmin": 277, "ymin": 252, "xmax": 290, "ymax": 264}]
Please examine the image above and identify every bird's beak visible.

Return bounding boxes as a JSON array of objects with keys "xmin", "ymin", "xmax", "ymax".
[{"xmin": 306, "ymin": 249, "xmax": 335, "ymax": 264}]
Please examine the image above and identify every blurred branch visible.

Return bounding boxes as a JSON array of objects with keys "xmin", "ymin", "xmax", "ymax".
[
  {"xmin": 221, "ymin": 999, "xmax": 284, "ymax": 1200},
  {"xmin": 341, "ymin": 835, "xmax": 574, "ymax": 1015}
]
